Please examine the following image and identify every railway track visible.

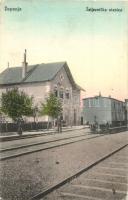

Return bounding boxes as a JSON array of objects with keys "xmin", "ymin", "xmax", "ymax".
[
  {"xmin": 0, "ymin": 132, "xmax": 105, "ymax": 161},
  {"xmin": 30, "ymin": 144, "xmax": 128, "ymax": 200},
  {"xmin": 0, "ymin": 132, "xmax": 89, "ymax": 152},
  {"xmin": 0, "ymin": 126, "xmax": 87, "ymax": 142}
]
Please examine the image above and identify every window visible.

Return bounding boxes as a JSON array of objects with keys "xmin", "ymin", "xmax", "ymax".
[
  {"xmin": 66, "ymin": 92, "xmax": 70, "ymax": 99},
  {"xmin": 60, "ymin": 75, "xmax": 64, "ymax": 82},
  {"xmin": 59, "ymin": 87, "xmax": 64, "ymax": 99},
  {"xmin": 54, "ymin": 89, "xmax": 58, "ymax": 97},
  {"xmin": 65, "ymin": 90, "xmax": 70, "ymax": 99},
  {"xmin": 88, "ymin": 99, "xmax": 91, "ymax": 107},
  {"xmin": 94, "ymin": 98, "xmax": 99, "ymax": 107},
  {"xmin": 103, "ymin": 99, "xmax": 106, "ymax": 107},
  {"xmin": 59, "ymin": 90, "xmax": 63, "ymax": 98},
  {"xmin": 54, "ymin": 86, "xmax": 58, "ymax": 97}
]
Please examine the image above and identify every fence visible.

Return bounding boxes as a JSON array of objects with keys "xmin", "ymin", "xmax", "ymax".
[
  {"xmin": 0, "ymin": 121, "xmax": 52, "ymax": 133},
  {"xmin": 108, "ymin": 126, "xmax": 128, "ymax": 134},
  {"xmin": 90, "ymin": 125, "xmax": 127, "ymax": 134}
]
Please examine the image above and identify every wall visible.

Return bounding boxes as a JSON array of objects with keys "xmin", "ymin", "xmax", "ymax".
[
  {"xmin": 51, "ymin": 66, "xmax": 81, "ymax": 125},
  {"xmin": 19, "ymin": 81, "xmax": 50, "ymax": 106},
  {"xmin": 0, "ymin": 82, "xmax": 50, "ymax": 122},
  {"xmin": 111, "ymin": 99, "xmax": 125, "ymax": 123},
  {"xmin": 125, "ymin": 99, "xmax": 128, "ymax": 125},
  {"xmin": 83, "ymin": 97, "xmax": 112, "ymax": 125}
]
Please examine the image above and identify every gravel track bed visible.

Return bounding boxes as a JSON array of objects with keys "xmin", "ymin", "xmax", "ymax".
[{"xmin": 0, "ymin": 131, "xmax": 127, "ymax": 200}]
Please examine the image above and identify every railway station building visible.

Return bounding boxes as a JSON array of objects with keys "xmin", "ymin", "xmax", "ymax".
[{"xmin": 0, "ymin": 50, "xmax": 83, "ymax": 126}]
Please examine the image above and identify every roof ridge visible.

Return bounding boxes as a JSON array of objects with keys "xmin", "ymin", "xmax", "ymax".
[{"xmin": 42, "ymin": 61, "xmax": 66, "ymax": 65}]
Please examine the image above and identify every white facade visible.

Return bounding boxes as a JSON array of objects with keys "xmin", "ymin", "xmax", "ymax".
[
  {"xmin": 0, "ymin": 65, "xmax": 81, "ymax": 125},
  {"xmin": 51, "ymin": 66, "xmax": 81, "ymax": 125}
]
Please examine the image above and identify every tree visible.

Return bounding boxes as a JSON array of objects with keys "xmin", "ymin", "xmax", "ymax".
[
  {"xmin": 1, "ymin": 88, "xmax": 33, "ymax": 134},
  {"xmin": 40, "ymin": 93, "xmax": 62, "ymax": 130}
]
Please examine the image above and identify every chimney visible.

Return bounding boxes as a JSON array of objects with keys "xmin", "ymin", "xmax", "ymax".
[
  {"xmin": 22, "ymin": 49, "xmax": 28, "ymax": 78},
  {"xmin": 7, "ymin": 62, "xmax": 9, "ymax": 68},
  {"xmin": 99, "ymin": 92, "xmax": 101, "ymax": 96}
]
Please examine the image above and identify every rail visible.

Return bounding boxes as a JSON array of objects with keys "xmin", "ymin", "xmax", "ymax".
[{"xmin": 30, "ymin": 144, "xmax": 128, "ymax": 200}]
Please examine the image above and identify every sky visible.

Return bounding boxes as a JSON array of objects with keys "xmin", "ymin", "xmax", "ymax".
[{"xmin": 0, "ymin": 0, "xmax": 128, "ymax": 101}]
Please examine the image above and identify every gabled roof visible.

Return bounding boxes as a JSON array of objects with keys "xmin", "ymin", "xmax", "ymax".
[
  {"xmin": 0, "ymin": 61, "xmax": 82, "ymax": 90},
  {"xmin": 0, "ymin": 64, "xmax": 37, "ymax": 85}
]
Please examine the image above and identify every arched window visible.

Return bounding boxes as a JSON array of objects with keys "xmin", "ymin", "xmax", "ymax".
[
  {"xmin": 54, "ymin": 86, "xmax": 58, "ymax": 97},
  {"xmin": 59, "ymin": 87, "xmax": 64, "ymax": 99},
  {"xmin": 65, "ymin": 89, "xmax": 70, "ymax": 99}
]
